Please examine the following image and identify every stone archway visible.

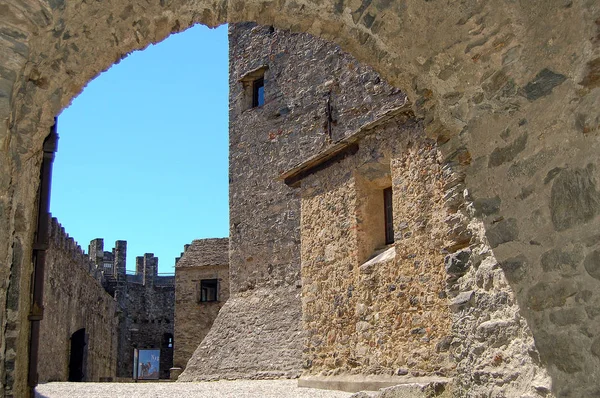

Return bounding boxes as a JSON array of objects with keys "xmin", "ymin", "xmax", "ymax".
[{"xmin": 1, "ymin": 1, "xmax": 599, "ymax": 397}]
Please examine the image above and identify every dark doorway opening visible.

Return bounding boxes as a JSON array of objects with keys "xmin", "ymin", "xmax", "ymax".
[{"xmin": 68, "ymin": 328, "xmax": 87, "ymax": 382}]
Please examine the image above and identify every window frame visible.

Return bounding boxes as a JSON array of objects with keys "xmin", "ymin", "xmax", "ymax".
[
  {"xmin": 252, "ymin": 77, "xmax": 265, "ymax": 108},
  {"xmin": 198, "ymin": 279, "xmax": 219, "ymax": 303}
]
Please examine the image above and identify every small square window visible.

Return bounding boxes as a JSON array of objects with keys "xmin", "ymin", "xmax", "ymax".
[
  {"xmin": 252, "ymin": 77, "xmax": 265, "ymax": 108},
  {"xmin": 240, "ymin": 65, "xmax": 268, "ymax": 110},
  {"xmin": 199, "ymin": 279, "xmax": 218, "ymax": 303}
]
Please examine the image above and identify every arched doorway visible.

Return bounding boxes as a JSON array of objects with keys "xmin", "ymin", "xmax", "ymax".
[{"xmin": 68, "ymin": 328, "xmax": 87, "ymax": 382}]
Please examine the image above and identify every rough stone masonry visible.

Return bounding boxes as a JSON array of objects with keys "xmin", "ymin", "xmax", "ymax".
[
  {"xmin": 182, "ymin": 22, "xmax": 553, "ymax": 398},
  {"xmin": 173, "ymin": 238, "xmax": 229, "ymax": 372},
  {"xmin": 0, "ymin": 1, "xmax": 599, "ymax": 397}
]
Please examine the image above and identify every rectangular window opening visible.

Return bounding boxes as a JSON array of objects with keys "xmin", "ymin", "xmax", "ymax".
[
  {"xmin": 252, "ymin": 77, "xmax": 265, "ymax": 108},
  {"xmin": 384, "ymin": 187, "xmax": 394, "ymax": 244},
  {"xmin": 199, "ymin": 279, "xmax": 218, "ymax": 303}
]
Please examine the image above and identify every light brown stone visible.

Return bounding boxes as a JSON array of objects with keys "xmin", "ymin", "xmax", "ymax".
[{"xmin": 174, "ymin": 239, "xmax": 229, "ymax": 371}]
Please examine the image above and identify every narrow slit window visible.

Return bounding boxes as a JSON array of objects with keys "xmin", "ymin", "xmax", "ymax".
[
  {"xmin": 252, "ymin": 77, "xmax": 265, "ymax": 107},
  {"xmin": 384, "ymin": 187, "xmax": 394, "ymax": 244}
]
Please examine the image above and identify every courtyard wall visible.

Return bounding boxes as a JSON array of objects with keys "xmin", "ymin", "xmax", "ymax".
[{"xmin": 38, "ymin": 217, "xmax": 117, "ymax": 382}]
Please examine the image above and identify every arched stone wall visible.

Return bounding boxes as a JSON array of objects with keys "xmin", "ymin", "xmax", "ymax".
[{"xmin": 0, "ymin": 1, "xmax": 599, "ymax": 396}]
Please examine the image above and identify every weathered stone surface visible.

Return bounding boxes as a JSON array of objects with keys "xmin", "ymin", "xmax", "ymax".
[
  {"xmin": 472, "ymin": 196, "xmax": 500, "ymax": 217},
  {"xmin": 184, "ymin": 22, "xmax": 405, "ymax": 381},
  {"xmin": 485, "ymin": 218, "xmax": 518, "ymax": 248},
  {"xmin": 591, "ymin": 337, "xmax": 600, "ymax": 359},
  {"xmin": 550, "ymin": 165, "xmax": 600, "ymax": 232},
  {"xmin": 527, "ymin": 281, "xmax": 577, "ymax": 312},
  {"xmin": 579, "ymin": 57, "xmax": 600, "ymax": 89},
  {"xmin": 549, "ymin": 308, "xmax": 585, "ymax": 327},
  {"xmin": 178, "ymin": 287, "xmax": 303, "ymax": 381},
  {"xmin": 300, "ymin": 122, "xmax": 453, "ymax": 378},
  {"xmin": 449, "ymin": 214, "xmax": 552, "ymax": 397},
  {"xmin": 498, "ymin": 255, "xmax": 527, "ymax": 283},
  {"xmin": 444, "ymin": 249, "xmax": 471, "ymax": 276},
  {"xmin": 449, "ymin": 291, "xmax": 473, "ymax": 311},
  {"xmin": 487, "ymin": 134, "xmax": 527, "ymax": 168},
  {"xmin": 521, "ymin": 69, "xmax": 567, "ymax": 101},
  {"xmin": 97, "ymin": 244, "xmax": 175, "ymax": 380},
  {"xmin": 39, "ymin": 217, "xmax": 117, "ymax": 382},
  {"xmin": 541, "ymin": 247, "xmax": 582, "ymax": 275},
  {"xmin": 349, "ymin": 379, "xmax": 451, "ymax": 398},
  {"xmin": 583, "ymin": 249, "xmax": 600, "ymax": 281},
  {"xmin": 174, "ymin": 239, "xmax": 229, "ymax": 371},
  {"xmin": 534, "ymin": 330, "xmax": 585, "ymax": 375}
]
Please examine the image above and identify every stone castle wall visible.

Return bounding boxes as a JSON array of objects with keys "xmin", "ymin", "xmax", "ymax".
[
  {"xmin": 298, "ymin": 114, "xmax": 554, "ymax": 396},
  {"xmin": 300, "ymin": 118, "xmax": 454, "ymax": 379},
  {"xmin": 184, "ymin": 23, "xmax": 555, "ymax": 396},
  {"xmin": 116, "ymin": 281, "xmax": 174, "ymax": 379},
  {"xmin": 38, "ymin": 217, "xmax": 117, "ymax": 382},
  {"xmin": 173, "ymin": 238, "xmax": 229, "ymax": 370},
  {"xmin": 99, "ymin": 251, "xmax": 175, "ymax": 380},
  {"xmin": 179, "ymin": 22, "xmax": 407, "ymax": 381}
]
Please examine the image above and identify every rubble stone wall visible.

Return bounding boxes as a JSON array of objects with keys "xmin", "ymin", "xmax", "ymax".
[
  {"xmin": 117, "ymin": 281, "xmax": 174, "ymax": 380},
  {"xmin": 300, "ymin": 119, "xmax": 454, "ymax": 378},
  {"xmin": 38, "ymin": 217, "xmax": 117, "ymax": 382},
  {"xmin": 300, "ymin": 118, "xmax": 555, "ymax": 396}
]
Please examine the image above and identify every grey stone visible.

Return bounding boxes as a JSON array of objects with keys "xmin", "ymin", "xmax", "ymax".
[
  {"xmin": 507, "ymin": 148, "xmax": 558, "ymax": 181},
  {"xmin": 526, "ymin": 281, "xmax": 577, "ymax": 311},
  {"xmin": 48, "ymin": 0, "xmax": 65, "ymax": 10},
  {"xmin": 549, "ymin": 308, "xmax": 585, "ymax": 326},
  {"xmin": 450, "ymin": 290, "xmax": 474, "ymax": 311},
  {"xmin": 435, "ymin": 336, "xmax": 452, "ymax": 353},
  {"xmin": 591, "ymin": 337, "xmax": 600, "ymax": 358},
  {"xmin": 473, "ymin": 196, "xmax": 501, "ymax": 217},
  {"xmin": 544, "ymin": 167, "xmax": 563, "ymax": 184},
  {"xmin": 522, "ymin": 68, "xmax": 567, "ymax": 101},
  {"xmin": 349, "ymin": 393, "xmax": 371, "ymax": 398},
  {"xmin": 498, "ymin": 255, "xmax": 527, "ymax": 283},
  {"xmin": 541, "ymin": 247, "xmax": 582, "ymax": 275},
  {"xmin": 535, "ymin": 331, "xmax": 583, "ymax": 374},
  {"xmin": 550, "ymin": 164, "xmax": 600, "ymax": 231},
  {"xmin": 444, "ymin": 248, "xmax": 471, "ymax": 276},
  {"xmin": 488, "ymin": 133, "xmax": 527, "ymax": 168},
  {"xmin": 486, "ymin": 218, "xmax": 518, "ymax": 248},
  {"xmin": 583, "ymin": 249, "xmax": 600, "ymax": 281}
]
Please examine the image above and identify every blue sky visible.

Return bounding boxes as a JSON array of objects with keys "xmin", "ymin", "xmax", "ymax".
[{"xmin": 51, "ymin": 24, "xmax": 229, "ymax": 274}]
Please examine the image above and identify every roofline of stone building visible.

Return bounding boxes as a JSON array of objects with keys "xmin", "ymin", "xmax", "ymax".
[{"xmin": 176, "ymin": 237, "xmax": 229, "ymax": 268}]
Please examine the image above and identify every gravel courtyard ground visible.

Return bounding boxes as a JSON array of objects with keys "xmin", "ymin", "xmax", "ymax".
[{"xmin": 35, "ymin": 379, "xmax": 354, "ymax": 398}]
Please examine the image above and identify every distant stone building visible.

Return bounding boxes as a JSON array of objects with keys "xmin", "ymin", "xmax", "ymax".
[
  {"xmin": 173, "ymin": 238, "xmax": 229, "ymax": 372},
  {"xmin": 88, "ymin": 240, "xmax": 175, "ymax": 380}
]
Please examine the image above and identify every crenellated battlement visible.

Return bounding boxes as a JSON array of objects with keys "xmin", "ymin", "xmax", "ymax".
[{"xmin": 48, "ymin": 215, "xmax": 93, "ymax": 271}]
